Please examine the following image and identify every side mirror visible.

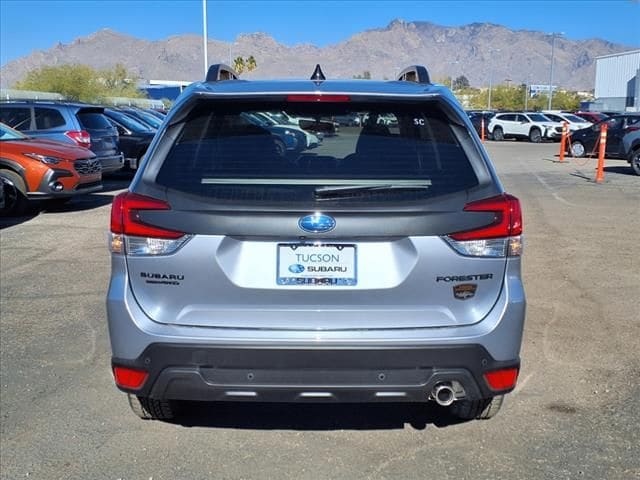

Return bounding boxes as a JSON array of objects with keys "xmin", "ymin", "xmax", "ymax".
[{"xmin": 116, "ymin": 126, "xmax": 127, "ymax": 136}]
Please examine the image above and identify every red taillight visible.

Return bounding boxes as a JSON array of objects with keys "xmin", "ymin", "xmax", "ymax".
[
  {"xmin": 286, "ymin": 94, "xmax": 350, "ymax": 102},
  {"xmin": 111, "ymin": 192, "xmax": 184, "ymax": 239},
  {"xmin": 65, "ymin": 130, "xmax": 91, "ymax": 149},
  {"xmin": 625, "ymin": 126, "xmax": 640, "ymax": 132},
  {"xmin": 484, "ymin": 368, "xmax": 519, "ymax": 390},
  {"xmin": 449, "ymin": 194, "xmax": 522, "ymax": 241},
  {"xmin": 113, "ymin": 366, "xmax": 148, "ymax": 389}
]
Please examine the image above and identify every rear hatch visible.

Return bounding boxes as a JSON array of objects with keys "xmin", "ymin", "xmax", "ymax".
[
  {"xmin": 75, "ymin": 108, "xmax": 118, "ymax": 157},
  {"xmin": 121, "ymin": 96, "xmax": 512, "ymax": 331}
]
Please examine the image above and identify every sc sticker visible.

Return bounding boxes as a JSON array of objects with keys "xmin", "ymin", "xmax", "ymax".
[{"xmin": 414, "ymin": 118, "xmax": 425, "ymax": 126}]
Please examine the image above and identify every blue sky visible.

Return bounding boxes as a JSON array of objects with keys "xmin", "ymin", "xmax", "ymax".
[{"xmin": 1, "ymin": 0, "xmax": 638, "ymax": 66}]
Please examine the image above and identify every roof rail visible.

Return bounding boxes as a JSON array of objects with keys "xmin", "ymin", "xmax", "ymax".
[
  {"xmin": 396, "ymin": 65, "xmax": 431, "ymax": 84},
  {"xmin": 205, "ymin": 64, "xmax": 239, "ymax": 82}
]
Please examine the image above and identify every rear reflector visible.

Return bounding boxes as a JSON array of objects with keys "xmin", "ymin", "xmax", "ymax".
[
  {"xmin": 484, "ymin": 368, "xmax": 519, "ymax": 390},
  {"xmin": 450, "ymin": 194, "xmax": 522, "ymax": 241},
  {"xmin": 111, "ymin": 192, "xmax": 184, "ymax": 239},
  {"xmin": 286, "ymin": 94, "xmax": 350, "ymax": 102},
  {"xmin": 113, "ymin": 366, "xmax": 148, "ymax": 389}
]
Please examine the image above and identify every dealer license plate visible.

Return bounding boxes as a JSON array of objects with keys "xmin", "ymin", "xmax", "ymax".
[{"xmin": 277, "ymin": 244, "xmax": 357, "ymax": 286}]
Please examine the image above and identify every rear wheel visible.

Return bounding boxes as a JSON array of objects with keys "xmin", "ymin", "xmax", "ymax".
[
  {"xmin": 529, "ymin": 128, "xmax": 542, "ymax": 143},
  {"xmin": 571, "ymin": 140, "xmax": 586, "ymax": 158},
  {"xmin": 273, "ymin": 138, "xmax": 286, "ymax": 157},
  {"xmin": 450, "ymin": 395, "xmax": 504, "ymax": 420},
  {"xmin": 127, "ymin": 394, "xmax": 174, "ymax": 420},
  {"xmin": 0, "ymin": 169, "xmax": 28, "ymax": 216},
  {"xmin": 630, "ymin": 149, "xmax": 640, "ymax": 176},
  {"xmin": 492, "ymin": 127, "xmax": 504, "ymax": 141}
]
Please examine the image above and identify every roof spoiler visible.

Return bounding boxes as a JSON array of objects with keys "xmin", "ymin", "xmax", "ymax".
[
  {"xmin": 396, "ymin": 65, "xmax": 431, "ymax": 84},
  {"xmin": 205, "ymin": 64, "xmax": 239, "ymax": 82}
]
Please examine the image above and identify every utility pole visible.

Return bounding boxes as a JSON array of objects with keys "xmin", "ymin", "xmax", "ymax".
[
  {"xmin": 202, "ymin": 0, "xmax": 208, "ymax": 77},
  {"xmin": 487, "ymin": 49, "xmax": 500, "ymax": 110}
]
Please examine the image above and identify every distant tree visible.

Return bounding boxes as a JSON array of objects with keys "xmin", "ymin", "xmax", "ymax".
[
  {"xmin": 353, "ymin": 71, "xmax": 372, "ymax": 80},
  {"xmin": 246, "ymin": 56, "xmax": 257, "ymax": 73},
  {"xmin": 14, "ymin": 64, "xmax": 145, "ymax": 102},
  {"xmin": 15, "ymin": 64, "xmax": 103, "ymax": 102},
  {"xmin": 99, "ymin": 63, "xmax": 145, "ymax": 98},
  {"xmin": 453, "ymin": 75, "xmax": 470, "ymax": 90},
  {"xmin": 233, "ymin": 56, "xmax": 246, "ymax": 75}
]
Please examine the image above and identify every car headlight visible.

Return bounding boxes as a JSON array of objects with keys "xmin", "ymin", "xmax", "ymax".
[{"xmin": 23, "ymin": 153, "xmax": 62, "ymax": 165}]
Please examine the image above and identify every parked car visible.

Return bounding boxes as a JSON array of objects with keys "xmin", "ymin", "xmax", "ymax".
[
  {"xmin": 568, "ymin": 114, "xmax": 640, "ymax": 158},
  {"xmin": 573, "ymin": 111, "xmax": 608, "ymax": 124},
  {"xmin": 103, "ymin": 109, "xmax": 155, "ymax": 170},
  {"xmin": 0, "ymin": 101, "xmax": 123, "ymax": 173},
  {"xmin": 268, "ymin": 110, "xmax": 339, "ymax": 136},
  {"xmin": 488, "ymin": 112, "xmax": 563, "ymax": 142},
  {"xmin": 242, "ymin": 112, "xmax": 304, "ymax": 157},
  {"xmin": 332, "ymin": 113, "xmax": 361, "ymax": 126},
  {"xmin": 116, "ymin": 107, "xmax": 163, "ymax": 130},
  {"xmin": 0, "ymin": 122, "xmax": 101, "ymax": 215},
  {"xmin": 541, "ymin": 111, "xmax": 592, "ymax": 132},
  {"xmin": 468, "ymin": 111, "xmax": 495, "ymax": 139},
  {"xmin": 142, "ymin": 108, "xmax": 167, "ymax": 121},
  {"xmin": 624, "ymin": 130, "xmax": 640, "ymax": 175},
  {"xmin": 253, "ymin": 112, "xmax": 321, "ymax": 149},
  {"xmin": 107, "ymin": 64, "xmax": 525, "ymax": 422}
]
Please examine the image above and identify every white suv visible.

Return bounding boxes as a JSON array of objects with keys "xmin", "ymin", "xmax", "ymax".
[{"xmin": 488, "ymin": 112, "xmax": 563, "ymax": 142}]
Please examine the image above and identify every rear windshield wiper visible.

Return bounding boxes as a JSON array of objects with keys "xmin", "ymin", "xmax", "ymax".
[{"xmin": 314, "ymin": 181, "xmax": 431, "ymax": 199}]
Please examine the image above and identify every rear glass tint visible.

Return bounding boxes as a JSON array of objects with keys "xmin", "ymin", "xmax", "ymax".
[
  {"xmin": 34, "ymin": 107, "xmax": 66, "ymax": 129},
  {"xmin": 77, "ymin": 111, "xmax": 112, "ymax": 130},
  {"xmin": 156, "ymin": 101, "xmax": 479, "ymax": 204}
]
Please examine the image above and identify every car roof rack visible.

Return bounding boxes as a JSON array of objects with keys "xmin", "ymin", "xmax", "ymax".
[
  {"xmin": 205, "ymin": 64, "xmax": 239, "ymax": 82},
  {"xmin": 396, "ymin": 65, "xmax": 431, "ymax": 84}
]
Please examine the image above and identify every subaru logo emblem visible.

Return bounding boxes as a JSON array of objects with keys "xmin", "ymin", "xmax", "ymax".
[
  {"xmin": 288, "ymin": 264, "xmax": 305, "ymax": 274},
  {"xmin": 298, "ymin": 213, "xmax": 336, "ymax": 233}
]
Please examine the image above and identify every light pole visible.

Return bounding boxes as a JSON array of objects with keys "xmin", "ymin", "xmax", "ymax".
[
  {"xmin": 547, "ymin": 32, "xmax": 563, "ymax": 110},
  {"xmin": 487, "ymin": 49, "xmax": 500, "ymax": 110},
  {"xmin": 449, "ymin": 60, "xmax": 459, "ymax": 90},
  {"xmin": 202, "ymin": 0, "xmax": 208, "ymax": 76}
]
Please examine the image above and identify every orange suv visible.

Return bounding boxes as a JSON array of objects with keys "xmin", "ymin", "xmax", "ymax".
[{"xmin": 0, "ymin": 122, "xmax": 102, "ymax": 216}]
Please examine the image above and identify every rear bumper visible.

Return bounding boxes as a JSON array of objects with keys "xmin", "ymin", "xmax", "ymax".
[
  {"xmin": 97, "ymin": 154, "xmax": 124, "ymax": 173},
  {"xmin": 113, "ymin": 344, "xmax": 519, "ymax": 402}
]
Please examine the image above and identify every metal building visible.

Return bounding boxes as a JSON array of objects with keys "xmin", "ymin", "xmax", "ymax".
[{"xmin": 592, "ymin": 49, "xmax": 640, "ymax": 112}]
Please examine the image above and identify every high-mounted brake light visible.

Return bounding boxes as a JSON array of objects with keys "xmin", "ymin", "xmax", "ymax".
[
  {"xmin": 113, "ymin": 366, "xmax": 148, "ymax": 389},
  {"xmin": 450, "ymin": 194, "xmax": 522, "ymax": 241},
  {"xmin": 65, "ymin": 130, "xmax": 92, "ymax": 149},
  {"xmin": 286, "ymin": 94, "xmax": 350, "ymax": 102},
  {"xmin": 484, "ymin": 368, "xmax": 519, "ymax": 391}
]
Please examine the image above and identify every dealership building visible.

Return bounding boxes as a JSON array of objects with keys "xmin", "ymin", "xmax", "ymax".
[{"xmin": 590, "ymin": 49, "xmax": 640, "ymax": 112}]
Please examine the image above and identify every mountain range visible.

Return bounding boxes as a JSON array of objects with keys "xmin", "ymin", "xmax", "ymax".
[{"xmin": 1, "ymin": 20, "xmax": 636, "ymax": 91}]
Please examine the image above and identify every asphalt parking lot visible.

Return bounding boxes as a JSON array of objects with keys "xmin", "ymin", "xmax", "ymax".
[{"xmin": 1, "ymin": 142, "xmax": 639, "ymax": 480}]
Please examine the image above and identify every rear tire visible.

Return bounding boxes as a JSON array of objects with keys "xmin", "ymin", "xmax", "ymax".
[
  {"xmin": 127, "ymin": 394, "xmax": 174, "ymax": 420},
  {"xmin": 571, "ymin": 140, "xmax": 586, "ymax": 158},
  {"xmin": 450, "ymin": 395, "xmax": 504, "ymax": 420},
  {"xmin": 492, "ymin": 127, "xmax": 504, "ymax": 141},
  {"xmin": 0, "ymin": 169, "xmax": 28, "ymax": 216},
  {"xmin": 630, "ymin": 149, "xmax": 640, "ymax": 176},
  {"xmin": 529, "ymin": 128, "xmax": 542, "ymax": 143}
]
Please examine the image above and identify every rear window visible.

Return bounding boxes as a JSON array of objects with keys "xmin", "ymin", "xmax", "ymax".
[
  {"xmin": 77, "ymin": 111, "xmax": 112, "ymax": 130},
  {"xmin": 156, "ymin": 101, "xmax": 479, "ymax": 205}
]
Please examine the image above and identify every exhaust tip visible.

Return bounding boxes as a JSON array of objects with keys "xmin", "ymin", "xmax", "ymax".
[{"xmin": 432, "ymin": 383, "xmax": 456, "ymax": 406}]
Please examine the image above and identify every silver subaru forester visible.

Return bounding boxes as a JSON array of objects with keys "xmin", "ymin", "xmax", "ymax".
[{"xmin": 107, "ymin": 65, "xmax": 525, "ymax": 421}]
